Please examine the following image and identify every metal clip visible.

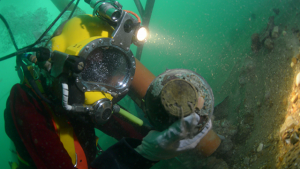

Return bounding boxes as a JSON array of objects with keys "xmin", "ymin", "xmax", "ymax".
[{"xmin": 74, "ymin": 153, "xmax": 78, "ymax": 168}]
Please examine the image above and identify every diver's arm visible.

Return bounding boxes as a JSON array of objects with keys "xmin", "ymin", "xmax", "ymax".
[
  {"xmin": 91, "ymin": 109, "xmax": 210, "ymax": 168},
  {"xmin": 91, "ymin": 138, "xmax": 157, "ymax": 169},
  {"xmin": 91, "ymin": 113, "xmax": 211, "ymax": 168}
]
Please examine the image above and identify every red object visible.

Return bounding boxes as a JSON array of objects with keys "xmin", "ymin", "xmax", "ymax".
[
  {"xmin": 196, "ymin": 130, "xmax": 221, "ymax": 157},
  {"xmin": 10, "ymin": 84, "xmax": 74, "ymax": 169},
  {"xmin": 8, "ymin": 84, "xmax": 150, "ymax": 168}
]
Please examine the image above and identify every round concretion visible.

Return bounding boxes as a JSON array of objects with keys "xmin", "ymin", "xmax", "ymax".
[{"xmin": 161, "ymin": 79, "xmax": 198, "ymax": 117}]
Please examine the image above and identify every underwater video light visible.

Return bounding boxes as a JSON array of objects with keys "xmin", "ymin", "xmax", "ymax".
[
  {"xmin": 91, "ymin": 0, "xmax": 123, "ymax": 22},
  {"xmin": 136, "ymin": 27, "xmax": 148, "ymax": 42}
]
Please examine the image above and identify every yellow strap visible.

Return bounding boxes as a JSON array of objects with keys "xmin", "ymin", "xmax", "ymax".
[
  {"xmin": 22, "ymin": 81, "xmax": 79, "ymax": 166},
  {"xmin": 51, "ymin": 113, "xmax": 77, "ymax": 165}
]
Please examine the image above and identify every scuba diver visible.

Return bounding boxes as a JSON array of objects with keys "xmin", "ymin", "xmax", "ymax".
[{"xmin": 1, "ymin": 0, "xmax": 221, "ymax": 168}]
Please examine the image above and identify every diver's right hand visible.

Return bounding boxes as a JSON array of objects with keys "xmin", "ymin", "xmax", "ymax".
[{"xmin": 134, "ymin": 113, "xmax": 212, "ymax": 161}]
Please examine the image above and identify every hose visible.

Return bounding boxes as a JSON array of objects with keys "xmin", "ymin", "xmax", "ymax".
[
  {"xmin": 68, "ymin": 0, "xmax": 80, "ymax": 20},
  {"xmin": 118, "ymin": 108, "xmax": 143, "ymax": 126},
  {"xmin": 0, "ymin": 14, "xmax": 19, "ymax": 51},
  {"xmin": 33, "ymin": 0, "xmax": 76, "ymax": 46},
  {"xmin": 123, "ymin": 10, "xmax": 141, "ymax": 23}
]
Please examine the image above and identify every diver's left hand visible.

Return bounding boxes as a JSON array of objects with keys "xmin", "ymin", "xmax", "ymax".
[{"xmin": 135, "ymin": 113, "xmax": 212, "ymax": 161}]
